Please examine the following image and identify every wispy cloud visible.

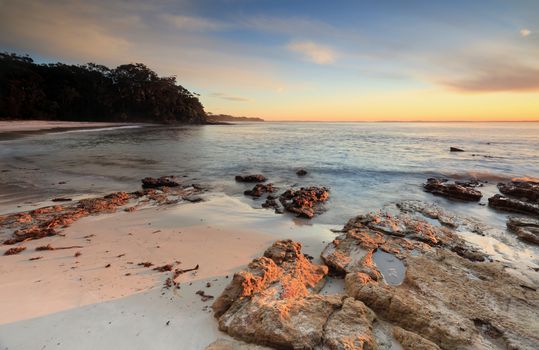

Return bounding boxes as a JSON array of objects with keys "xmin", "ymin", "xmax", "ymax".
[
  {"xmin": 287, "ymin": 41, "xmax": 337, "ymax": 64},
  {"xmin": 520, "ymin": 28, "xmax": 531, "ymax": 37},
  {"xmin": 441, "ymin": 61, "xmax": 539, "ymax": 92},
  {"xmin": 210, "ymin": 92, "xmax": 250, "ymax": 102},
  {"xmin": 163, "ymin": 14, "xmax": 228, "ymax": 32}
]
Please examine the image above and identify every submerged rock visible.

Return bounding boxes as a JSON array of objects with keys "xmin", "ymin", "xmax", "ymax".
[
  {"xmin": 488, "ymin": 194, "xmax": 539, "ymax": 216},
  {"xmin": 507, "ymin": 216, "xmax": 539, "ymax": 244},
  {"xmin": 296, "ymin": 169, "xmax": 308, "ymax": 176},
  {"xmin": 141, "ymin": 176, "xmax": 180, "ymax": 189},
  {"xmin": 449, "ymin": 147, "xmax": 465, "ymax": 152},
  {"xmin": 424, "ymin": 178, "xmax": 482, "ymax": 201},
  {"xmin": 235, "ymin": 174, "xmax": 267, "ymax": 183},
  {"xmin": 498, "ymin": 181, "xmax": 539, "ymax": 203},
  {"xmin": 244, "ymin": 183, "xmax": 274, "ymax": 198},
  {"xmin": 279, "ymin": 186, "xmax": 330, "ymax": 219}
]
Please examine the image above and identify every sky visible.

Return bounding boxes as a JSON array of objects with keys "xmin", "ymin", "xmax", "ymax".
[{"xmin": 1, "ymin": 0, "xmax": 538, "ymax": 121}]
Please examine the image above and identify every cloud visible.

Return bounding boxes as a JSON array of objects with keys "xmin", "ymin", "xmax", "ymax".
[
  {"xmin": 163, "ymin": 14, "xmax": 228, "ymax": 32},
  {"xmin": 210, "ymin": 92, "xmax": 250, "ymax": 102},
  {"xmin": 520, "ymin": 28, "xmax": 531, "ymax": 37},
  {"xmin": 287, "ymin": 41, "xmax": 336, "ymax": 64},
  {"xmin": 442, "ymin": 62, "xmax": 539, "ymax": 92}
]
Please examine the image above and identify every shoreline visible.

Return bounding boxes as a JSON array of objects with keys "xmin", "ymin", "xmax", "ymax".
[{"xmin": 0, "ymin": 192, "xmax": 338, "ymax": 349}]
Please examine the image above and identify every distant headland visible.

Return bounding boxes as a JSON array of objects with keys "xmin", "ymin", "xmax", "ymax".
[{"xmin": 206, "ymin": 113, "xmax": 264, "ymax": 123}]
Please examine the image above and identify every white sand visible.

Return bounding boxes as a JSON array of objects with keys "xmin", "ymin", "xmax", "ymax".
[
  {"xmin": 0, "ymin": 194, "xmax": 339, "ymax": 349},
  {"xmin": 0, "ymin": 120, "xmax": 130, "ymax": 132}
]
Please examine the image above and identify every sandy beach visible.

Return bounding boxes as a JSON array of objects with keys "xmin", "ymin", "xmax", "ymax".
[
  {"xmin": 0, "ymin": 193, "xmax": 337, "ymax": 349},
  {"xmin": 0, "ymin": 121, "xmax": 132, "ymax": 133}
]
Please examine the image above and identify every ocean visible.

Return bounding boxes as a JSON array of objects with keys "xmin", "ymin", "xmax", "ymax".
[{"xmin": 1, "ymin": 122, "xmax": 538, "ymax": 228}]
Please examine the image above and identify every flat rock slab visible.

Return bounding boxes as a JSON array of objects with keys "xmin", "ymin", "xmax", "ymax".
[
  {"xmin": 498, "ymin": 181, "xmax": 539, "ymax": 203},
  {"xmin": 488, "ymin": 194, "xmax": 539, "ymax": 216},
  {"xmin": 424, "ymin": 178, "xmax": 482, "ymax": 201},
  {"xmin": 507, "ymin": 216, "xmax": 539, "ymax": 244}
]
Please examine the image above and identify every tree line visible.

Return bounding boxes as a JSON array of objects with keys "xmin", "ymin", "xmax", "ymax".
[{"xmin": 0, "ymin": 53, "xmax": 207, "ymax": 123}]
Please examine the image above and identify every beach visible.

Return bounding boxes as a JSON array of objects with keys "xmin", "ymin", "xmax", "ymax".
[
  {"xmin": 0, "ymin": 188, "xmax": 337, "ymax": 349},
  {"xmin": 1, "ymin": 121, "xmax": 538, "ymax": 349}
]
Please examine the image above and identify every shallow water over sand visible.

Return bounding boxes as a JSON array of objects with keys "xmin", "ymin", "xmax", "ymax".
[{"xmin": 1, "ymin": 122, "xmax": 538, "ymax": 226}]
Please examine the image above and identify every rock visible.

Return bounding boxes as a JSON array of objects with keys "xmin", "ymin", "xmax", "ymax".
[
  {"xmin": 498, "ymin": 181, "xmax": 539, "ymax": 203},
  {"xmin": 507, "ymin": 216, "xmax": 539, "ymax": 244},
  {"xmin": 324, "ymin": 207, "xmax": 538, "ymax": 349},
  {"xmin": 51, "ymin": 197, "xmax": 72, "ymax": 202},
  {"xmin": 205, "ymin": 339, "xmax": 273, "ymax": 350},
  {"xmin": 235, "ymin": 174, "xmax": 267, "ymax": 183},
  {"xmin": 4, "ymin": 246, "xmax": 26, "ymax": 255},
  {"xmin": 279, "ymin": 186, "xmax": 330, "ymax": 218},
  {"xmin": 392, "ymin": 326, "xmax": 441, "ymax": 350},
  {"xmin": 450, "ymin": 147, "xmax": 465, "ymax": 152},
  {"xmin": 213, "ymin": 240, "xmax": 333, "ymax": 348},
  {"xmin": 296, "ymin": 169, "xmax": 308, "ymax": 176},
  {"xmin": 220, "ymin": 294, "xmax": 342, "ymax": 349},
  {"xmin": 211, "ymin": 206, "xmax": 539, "ymax": 350},
  {"xmin": 488, "ymin": 194, "xmax": 539, "ymax": 216},
  {"xmin": 321, "ymin": 297, "xmax": 377, "ymax": 350},
  {"xmin": 261, "ymin": 196, "xmax": 283, "ymax": 214},
  {"xmin": 244, "ymin": 183, "xmax": 274, "ymax": 198},
  {"xmin": 212, "ymin": 240, "xmax": 328, "ymax": 318},
  {"xmin": 424, "ymin": 178, "xmax": 482, "ymax": 201},
  {"xmin": 141, "ymin": 176, "xmax": 180, "ymax": 189}
]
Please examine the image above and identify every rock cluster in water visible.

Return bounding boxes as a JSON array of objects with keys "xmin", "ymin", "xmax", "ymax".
[
  {"xmin": 236, "ymin": 174, "xmax": 330, "ymax": 219},
  {"xmin": 209, "ymin": 201, "xmax": 539, "ymax": 349}
]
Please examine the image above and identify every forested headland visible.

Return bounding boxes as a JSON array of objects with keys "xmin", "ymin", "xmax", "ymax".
[{"xmin": 0, "ymin": 53, "xmax": 207, "ymax": 124}]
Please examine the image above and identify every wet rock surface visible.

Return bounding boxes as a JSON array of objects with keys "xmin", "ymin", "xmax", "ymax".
[
  {"xmin": 244, "ymin": 183, "xmax": 275, "ymax": 198},
  {"xmin": 424, "ymin": 178, "xmax": 482, "ymax": 201},
  {"xmin": 212, "ymin": 203, "xmax": 539, "ymax": 350},
  {"xmin": 141, "ymin": 176, "xmax": 180, "ymax": 189},
  {"xmin": 507, "ymin": 216, "xmax": 539, "ymax": 244},
  {"xmin": 296, "ymin": 169, "xmax": 308, "ymax": 176},
  {"xmin": 498, "ymin": 180, "xmax": 539, "ymax": 203},
  {"xmin": 488, "ymin": 194, "xmax": 539, "ymax": 216},
  {"xmin": 235, "ymin": 174, "xmax": 267, "ymax": 183},
  {"xmin": 279, "ymin": 186, "xmax": 330, "ymax": 219}
]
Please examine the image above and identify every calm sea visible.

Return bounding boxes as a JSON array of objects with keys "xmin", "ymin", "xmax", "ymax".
[{"xmin": 1, "ymin": 122, "xmax": 538, "ymax": 227}]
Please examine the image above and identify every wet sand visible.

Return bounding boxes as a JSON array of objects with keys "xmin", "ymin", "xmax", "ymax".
[{"xmin": 0, "ymin": 194, "xmax": 337, "ymax": 349}]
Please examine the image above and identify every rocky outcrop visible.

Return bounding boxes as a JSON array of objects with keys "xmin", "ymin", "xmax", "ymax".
[
  {"xmin": 323, "ymin": 206, "xmax": 539, "ymax": 350},
  {"xmin": 212, "ymin": 203, "xmax": 539, "ymax": 350},
  {"xmin": 141, "ymin": 176, "xmax": 180, "ymax": 189},
  {"xmin": 279, "ymin": 187, "xmax": 330, "ymax": 219},
  {"xmin": 213, "ymin": 240, "xmax": 339, "ymax": 348},
  {"xmin": 507, "ymin": 216, "xmax": 539, "ymax": 244},
  {"xmin": 244, "ymin": 184, "xmax": 274, "ymax": 198},
  {"xmin": 498, "ymin": 181, "xmax": 539, "ymax": 203},
  {"xmin": 235, "ymin": 174, "xmax": 267, "ymax": 183},
  {"xmin": 424, "ymin": 178, "xmax": 482, "ymax": 201},
  {"xmin": 488, "ymin": 194, "xmax": 539, "ymax": 216}
]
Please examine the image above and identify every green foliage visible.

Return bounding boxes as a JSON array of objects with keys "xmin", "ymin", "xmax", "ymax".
[{"xmin": 0, "ymin": 53, "xmax": 207, "ymax": 123}]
